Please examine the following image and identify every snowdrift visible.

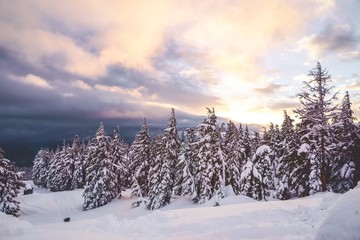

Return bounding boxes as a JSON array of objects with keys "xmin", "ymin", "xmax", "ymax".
[
  {"xmin": 315, "ymin": 184, "xmax": 360, "ymax": 240},
  {"xmin": 0, "ymin": 183, "xmax": 359, "ymax": 240}
]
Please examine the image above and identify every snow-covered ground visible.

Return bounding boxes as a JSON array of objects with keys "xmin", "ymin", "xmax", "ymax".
[{"xmin": 1, "ymin": 183, "xmax": 359, "ymax": 240}]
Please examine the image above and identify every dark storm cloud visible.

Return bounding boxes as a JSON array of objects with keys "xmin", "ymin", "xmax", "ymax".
[{"xmin": 0, "ymin": 64, "xmax": 208, "ymax": 166}]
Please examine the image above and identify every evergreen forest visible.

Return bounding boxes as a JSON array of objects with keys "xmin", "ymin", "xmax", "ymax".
[{"xmin": 1, "ymin": 62, "xmax": 360, "ymax": 216}]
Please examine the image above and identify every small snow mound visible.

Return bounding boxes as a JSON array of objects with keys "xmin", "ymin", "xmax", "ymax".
[
  {"xmin": 0, "ymin": 212, "xmax": 34, "ymax": 237},
  {"xmin": 315, "ymin": 187, "xmax": 360, "ymax": 240}
]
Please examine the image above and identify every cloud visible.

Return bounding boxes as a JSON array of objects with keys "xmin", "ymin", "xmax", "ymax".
[
  {"xmin": 71, "ymin": 80, "xmax": 92, "ymax": 91},
  {"xmin": 12, "ymin": 74, "xmax": 52, "ymax": 89},
  {"xmin": 298, "ymin": 23, "xmax": 360, "ymax": 60},
  {"xmin": 254, "ymin": 83, "xmax": 287, "ymax": 95},
  {"xmin": 0, "ymin": 0, "xmax": 337, "ymax": 81}
]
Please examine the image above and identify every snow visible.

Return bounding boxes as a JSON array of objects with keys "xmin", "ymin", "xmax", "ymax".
[
  {"xmin": 1, "ymin": 182, "xmax": 360, "ymax": 240},
  {"xmin": 298, "ymin": 143, "xmax": 310, "ymax": 154},
  {"xmin": 255, "ymin": 145, "xmax": 271, "ymax": 155},
  {"xmin": 315, "ymin": 184, "xmax": 360, "ymax": 240}
]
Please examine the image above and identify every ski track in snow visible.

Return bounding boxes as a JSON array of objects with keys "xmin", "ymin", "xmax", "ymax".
[{"xmin": 0, "ymin": 182, "xmax": 359, "ymax": 240}]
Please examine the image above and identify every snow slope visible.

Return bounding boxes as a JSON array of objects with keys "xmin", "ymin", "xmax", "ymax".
[{"xmin": 0, "ymin": 183, "xmax": 359, "ymax": 240}]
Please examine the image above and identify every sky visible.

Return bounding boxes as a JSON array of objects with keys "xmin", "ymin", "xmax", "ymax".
[{"xmin": 0, "ymin": 0, "xmax": 360, "ymax": 166}]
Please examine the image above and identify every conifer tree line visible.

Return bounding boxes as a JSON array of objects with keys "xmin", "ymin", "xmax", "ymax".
[{"xmin": 29, "ymin": 62, "xmax": 360, "ymax": 211}]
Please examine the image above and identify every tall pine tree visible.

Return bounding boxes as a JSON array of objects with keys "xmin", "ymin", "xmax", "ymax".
[
  {"xmin": 330, "ymin": 91, "xmax": 358, "ymax": 192},
  {"xmin": 129, "ymin": 118, "xmax": 152, "ymax": 198},
  {"xmin": 83, "ymin": 123, "xmax": 120, "ymax": 211},
  {"xmin": 147, "ymin": 108, "xmax": 181, "ymax": 210},
  {"xmin": 193, "ymin": 108, "xmax": 226, "ymax": 204},
  {"xmin": 294, "ymin": 62, "xmax": 337, "ymax": 193},
  {"xmin": 32, "ymin": 148, "xmax": 50, "ymax": 188},
  {"xmin": 223, "ymin": 120, "xmax": 241, "ymax": 194},
  {"xmin": 174, "ymin": 128, "xmax": 196, "ymax": 198}
]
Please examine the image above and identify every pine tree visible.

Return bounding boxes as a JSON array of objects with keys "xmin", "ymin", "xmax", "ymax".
[
  {"xmin": 291, "ymin": 143, "xmax": 311, "ymax": 197},
  {"xmin": 83, "ymin": 123, "xmax": 119, "ymax": 211},
  {"xmin": 129, "ymin": 118, "xmax": 152, "ymax": 198},
  {"xmin": 147, "ymin": 135, "xmax": 168, "ymax": 209},
  {"xmin": 174, "ymin": 128, "xmax": 196, "ymax": 198},
  {"xmin": 147, "ymin": 108, "xmax": 181, "ymax": 210},
  {"xmin": 47, "ymin": 143, "xmax": 69, "ymax": 192},
  {"xmin": 193, "ymin": 108, "xmax": 226, "ymax": 204},
  {"xmin": 294, "ymin": 62, "xmax": 337, "ymax": 193},
  {"xmin": 240, "ymin": 158, "xmax": 261, "ymax": 200},
  {"xmin": 330, "ymin": 92, "xmax": 358, "ymax": 192},
  {"xmin": 111, "ymin": 126, "xmax": 129, "ymax": 197},
  {"xmin": 70, "ymin": 135, "xmax": 86, "ymax": 189},
  {"xmin": 276, "ymin": 111, "xmax": 299, "ymax": 199},
  {"xmin": 0, "ymin": 148, "xmax": 24, "ymax": 216},
  {"xmin": 240, "ymin": 124, "xmax": 252, "ymax": 164},
  {"xmin": 223, "ymin": 120, "xmax": 241, "ymax": 194},
  {"xmin": 251, "ymin": 131, "xmax": 261, "ymax": 156},
  {"xmin": 252, "ymin": 145, "xmax": 275, "ymax": 200},
  {"xmin": 32, "ymin": 148, "xmax": 50, "ymax": 188}
]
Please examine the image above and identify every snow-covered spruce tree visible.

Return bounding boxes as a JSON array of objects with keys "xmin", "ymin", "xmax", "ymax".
[
  {"xmin": 83, "ymin": 123, "xmax": 119, "ymax": 211},
  {"xmin": 46, "ymin": 146, "xmax": 58, "ymax": 190},
  {"xmin": 147, "ymin": 109, "xmax": 181, "ymax": 209},
  {"xmin": 47, "ymin": 140, "xmax": 77, "ymax": 192},
  {"xmin": 294, "ymin": 62, "xmax": 337, "ymax": 193},
  {"xmin": 129, "ymin": 118, "xmax": 152, "ymax": 198},
  {"xmin": 32, "ymin": 148, "xmax": 50, "ymax": 188},
  {"xmin": 0, "ymin": 148, "xmax": 24, "ymax": 217},
  {"xmin": 70, "ymin": 135, "xmax": 86, "ymax": 189},
  {"xmin": 239, "ymin": 124, "xmax": 252, "ymax": 164},
  {"xmin": 174, "ymin": 128, "xmax": 196, "ymax": 198},
  {"xmin": 253, "ymin": 145, "xmax": 275, "ymax": 200},
  {"xmin": 147, "ymin": 135, "xmax": 168, "ymax": 209},
  {"xmin": 262, "ymin": 123, "xmax": 282, "ymax": 193},
  {"xmin": 240, "ymin": 157, "xmax": 260, "ymax": 199},
  {"xmin": 223, "ymin": 120, "xmax": 241, "ymax": 194},
  {"xmin": 47, "ymin": 143, "xmax": 70, "ymax": 192},
  {"xmin": 251, "ymin": 131, "xmax": 261, "ymax": 156},
  {"xmin": 330, "ymin": 91, "xmax": 358, "ymax": 192},
  {"xmin": 291, "ymin": 142, "xmax": 311, "ymax": 197},
  {"xmin": 276, "ymin": 111, "xmax": 299, "ymax": 199},
  {"xmin": 111, "ymin": 126, "xmax": 129, "ymax": 197},
  {"xmin": 193, "ymin": 108, "xmax": 226, "ymax": 204},
  {"xmin": 147, "ymin": 109, "xmax": 180, "ymax": 209}
]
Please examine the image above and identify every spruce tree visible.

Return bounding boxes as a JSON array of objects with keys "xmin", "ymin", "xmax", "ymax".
[
  {"xmin": 294, "ymin": 62, "xmax": 337, "ymax": 193},
  {"xmin": 330, "ymin": 92, "xmax": 358, "ymax": 192},
  {"xmin": 70, "ymin": 135, "xmax": 86, "ymax": 189},
  {"xmin": 193, "ymin": 108, "xmax": 226, "ymax": 204},
  {"xmin": 240, "ymin": 158, "xmax": 261, "ymax": 200},
  {"xmin": 174, "ymin": 128, "xmax": 196, "ymax": 198},
  {"xmin": 83, "ymin": 123, "xmax": 119, "ymax": 211},
  {"xmin": 147, "ymin": 108, "xmax": 181, "ymax": 210},
  {"xmin": 252, "ymin": 145, "xmax": 275, "ymax": 200},
  {"xmin": 276, "ymin": 111, "xmax": 299, "ymax": 199},
  {"xmin": 47, "ymin": 143, "xmax": 68, "ymax": 192},
  {"xmin": 291, "ymin": 143, "xmax": 311, "ymax": 197},
  {"xmin": 223, "ymin": 120, "xmax": 241, "ymax": 194},
  {"xmin": 32, "ymin": 148, "xmax": 50, "ymax": 188},
  {"xmin": 129, "ymin": 118, "xmax": 152, "ymax": 198},
  {"xmin": 0, "ymin": 148, "xmax": 24, "ymax": 217},
  {"xmin": 111, "ymin": 126, "xmax": 129, "ymax": 197},
  {"xmin": 147, "ymin": 135, "xmax": 169, "ymax": 209},
  {"xmin": 240, "ymin": 124, "xmax": 252, "ymax": 164}
]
